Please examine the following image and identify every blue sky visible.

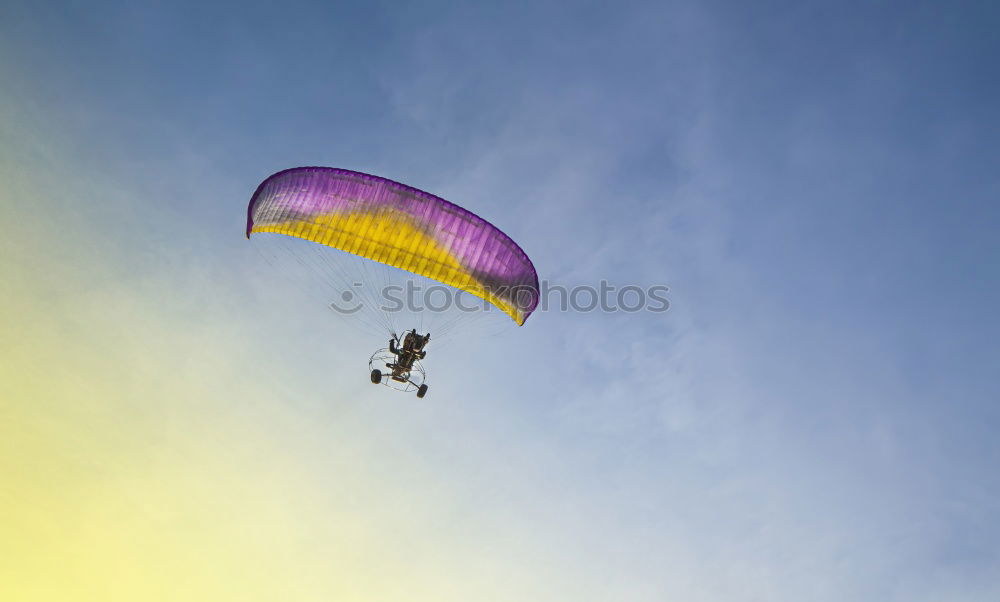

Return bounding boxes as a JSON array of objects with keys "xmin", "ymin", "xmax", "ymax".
[{"xmin": 2, "ymin": 1, "xmax": 999, "ymax": 600}]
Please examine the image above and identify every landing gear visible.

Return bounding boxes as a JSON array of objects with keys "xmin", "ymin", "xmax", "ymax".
[
  {"xmin": 370, "ymin": 369, "xmax": 382, "ymax": 384},
  {"xmin": 416, "ymin": 384, "xmax": 428, "ymax": 398}
]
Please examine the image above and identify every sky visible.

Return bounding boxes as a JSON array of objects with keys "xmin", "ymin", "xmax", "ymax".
[{"xmin": 1, "ymin": 0, "xmax": 999, "ymax": 600}]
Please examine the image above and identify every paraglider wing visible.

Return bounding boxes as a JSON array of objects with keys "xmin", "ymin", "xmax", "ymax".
[{"xmin": 246, "ymin": 167, "xmax": 539, "ymax": 325}]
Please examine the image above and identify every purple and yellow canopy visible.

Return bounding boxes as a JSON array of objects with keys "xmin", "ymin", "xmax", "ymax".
[{"xmin": 246, "ymin": 167, "xmax": 539, "ymax": 325}]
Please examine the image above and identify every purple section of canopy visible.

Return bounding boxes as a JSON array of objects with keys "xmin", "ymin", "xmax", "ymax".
[{"xmin": 246, "ymin": 167, "xmax": 540, "ymax": 322}]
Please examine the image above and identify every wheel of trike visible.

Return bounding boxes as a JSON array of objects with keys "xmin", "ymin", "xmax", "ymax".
[
  {"xmin": 416, "ymin": 384, "xmax": 428, "ymax": 398},
  {"xmin": 370, "ymin": 369, "xmax": 382, "ymax": 384}
]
